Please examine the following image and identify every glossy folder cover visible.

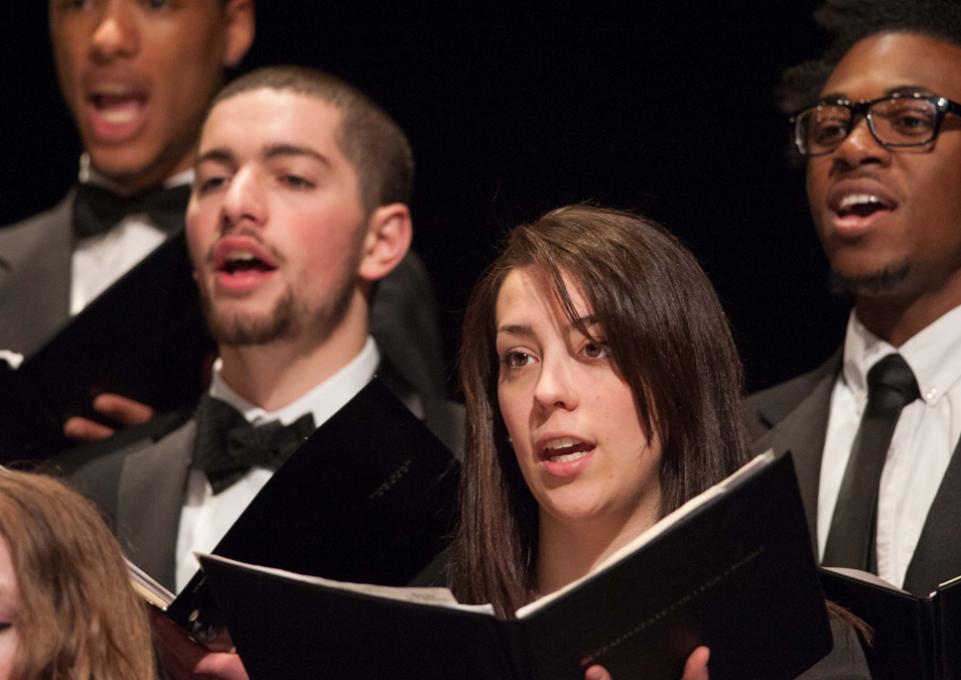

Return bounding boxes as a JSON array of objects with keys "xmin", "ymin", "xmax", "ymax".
[
  {"xmin": 821, "ymin": 567, "xmax": 961, "ymax": 680},
  {"xmin": 0, "ymin": 232, "xmax": 213, "ymax": 461},
  {"xmin": 162, "ymin": 378, "xmax": 461, "ymax": 643}
]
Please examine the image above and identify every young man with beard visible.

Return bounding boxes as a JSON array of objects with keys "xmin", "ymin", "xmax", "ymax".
[
  {"xmin": 745, "ymin": 0, "xmax": 961, "ymax": 596},
  {"xmin": 65, "ymin": 66, "xmax": 462, "ymax": 679},
  {"xmin": 0, "ymin": 0, "xmax": 446, "ymax": 441}
]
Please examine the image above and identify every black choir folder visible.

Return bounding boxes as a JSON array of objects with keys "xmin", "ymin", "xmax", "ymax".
[
  {"xmin": 129, "ymin": 378, "xmax": 460, "ymax": 644},
  {"xmin": 0, "ymin": 231, "xmax": 213, "ymax": 461},
  {"xmin": 820, "ymin": 567, "xmax": 961, "ymax": 680},
  {"xmin": 198, "ymin": 450, "xmax": 833, "ymax": 680}
]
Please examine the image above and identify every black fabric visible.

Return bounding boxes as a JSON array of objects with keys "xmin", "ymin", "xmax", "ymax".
[
  {"xmin": 190, "ymin": 395, "xmax": 315, "ymax": 494},
  {"xmin": 823, "ymin": 353, "xmax": 920, "ymax": 572},
  {"xmin": 72, "ymin": 182, "xmax": 190, "ymax": 238}
]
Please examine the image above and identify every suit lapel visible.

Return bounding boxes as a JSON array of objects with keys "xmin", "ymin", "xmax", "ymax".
[
  {"xmin": 117, "ymin": 419, "xmax": 196, "ymax": 591},
  {"xmin": 750, "ymin": 353, "xmax": 841, "ymax": 551},
  {"xmin": 903, "ymin": 436, "xmax": 961, "ymax": 595},
  {"xmin": 0, "ymin": 191, "xmax": 74, "ymax": 354}
]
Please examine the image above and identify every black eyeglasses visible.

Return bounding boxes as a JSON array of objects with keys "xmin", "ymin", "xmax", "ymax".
[{"xmin": 790, "ymin": 92, "xmax": 961, "ymax": 156}]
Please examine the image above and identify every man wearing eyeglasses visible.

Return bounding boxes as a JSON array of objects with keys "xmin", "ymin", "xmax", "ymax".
[{"xmin": 745, "ymin": 1, "xmax": 961, "ymax": 597}]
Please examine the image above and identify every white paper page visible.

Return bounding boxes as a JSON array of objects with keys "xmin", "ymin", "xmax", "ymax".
[{"xmin": 198, "ymin": 553, "xmax": 496, "ymax": 615}]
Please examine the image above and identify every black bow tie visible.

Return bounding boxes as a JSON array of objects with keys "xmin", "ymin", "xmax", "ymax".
[
  {"xmin": 190, "ymin": 395, "xmax": 316, "ymax": 494},
  {"xmin": 73, "ymin": 182, "xmax": 191, "ymax": 239}
]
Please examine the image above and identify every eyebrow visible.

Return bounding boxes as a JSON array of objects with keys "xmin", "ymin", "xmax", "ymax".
[
  {"xmin": 195, "ymin": 143, "xmax": 332, "ymax": 168},
  {"xmin": 262, "ymin": 142, "xmax": 332, "ymax": 167},
  {"xmin": 819, "ymin": 84, "xmax": 936, "ymax": 101},
  {"xmin": 496, "ymin": 315, "xmax": 599, "ymax": 338},
  {"xmin": 195, "ymin": 148, "xmax": 235, "ymax": 166}
]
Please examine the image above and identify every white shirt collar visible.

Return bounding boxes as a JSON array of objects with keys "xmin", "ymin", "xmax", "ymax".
[
  {"xmin": 842, "ymin": 304, "xmax": 961, "ymax": 405},
  {"xmin": 208, "ymin": 337, "xmax": 380, "ymax": 427},
  {"xmin": 78, "ymin": 153, "xmax": 193, "ymax": 193}
]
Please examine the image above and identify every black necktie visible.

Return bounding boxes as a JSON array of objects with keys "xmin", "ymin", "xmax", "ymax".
[
  {"xmin": 73, "ymin": 182, "xmax": 191, "ymax": 239},
  {"xmin": 823, "ymin": 353, "xmax": 920, "ymax": 572},
  {"xmin": 190, "ymin": 395, "xmax": 316, "ymax": 494}
]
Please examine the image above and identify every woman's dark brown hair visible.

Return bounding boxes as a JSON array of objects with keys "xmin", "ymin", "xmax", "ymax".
[
  {"xmin": 0, "ymin": 470, "xmax": 156, "ymax": 679},
  {"xmin": 450, "ymin": 205, "xmax": 749, "ymax": 617}
]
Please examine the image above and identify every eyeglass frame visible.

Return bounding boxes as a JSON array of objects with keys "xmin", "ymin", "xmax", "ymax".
[{"xmin": 789, "ymin": 92, "xmax": 961, "ymax": 156}]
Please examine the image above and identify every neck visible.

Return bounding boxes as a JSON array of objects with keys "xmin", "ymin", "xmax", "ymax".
[
  {"xmin": 855, "ymin": 271, "xmax": 961, "ymax": 347},
  {"xmin": 217, "ymin": 296, "xmax": 369, "ymax": 411},
  {"xmin": 93, "ymin": 145, "xmax": 196, "ymax": 195},
  {"xmin": 535, "ymin": 505, "xmax": 659, "ymax": 598}
]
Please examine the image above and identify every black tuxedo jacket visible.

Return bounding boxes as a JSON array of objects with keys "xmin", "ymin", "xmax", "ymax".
[
  {"xmin": 743, "ymin": 350, "xmax": 961, "ymax": 595},
  {"xmin": 59, "ymin": 362, "xmax": 463, "ymax": 592}
]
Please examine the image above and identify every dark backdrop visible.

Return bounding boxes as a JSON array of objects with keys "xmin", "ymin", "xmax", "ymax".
[{"xmin": 0, "ymin": 2, "xmax": 849, "ymax": 394}]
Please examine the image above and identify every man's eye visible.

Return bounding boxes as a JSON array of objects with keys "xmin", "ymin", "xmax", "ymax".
[
  {"xmin": 502, "ymin": 351, "xmax": 534, "ymax": 369},
  {"xmin": 141, "ymin": 0, "xmax": 172, "ymax": 9},
  {"xmin": 812, "ymin": 122, "xmax": 847, "ymax": 144},
  {"xmin": 890, "ymin": 113, "xmax": 934, "ymax": 135},
  {"xmin": 196, "ymin": 176, "xmax": 228, "ymax": 194},
  {"xmin": 280, "ymin": 175, "xmax": 314, "ymax": 189}
]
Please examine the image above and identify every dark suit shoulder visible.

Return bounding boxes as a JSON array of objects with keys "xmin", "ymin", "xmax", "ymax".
[
  {"xmin": 0, "ymin": 191, "xmax": 74, "ymax": 265},
  {"xmin": 743, "ymin": 350, "xmax": 842, "ymax": 439},
  {"xmin": 371, "ymin": 250, "xmax": 446, "ymax": 400},
  {"xmin": 422, "ymin": 397, "xmax": 465, "ymax": 461},
  {"xmin": 795, "ymin": 617, "xmax": 870, "ymax": 680}
]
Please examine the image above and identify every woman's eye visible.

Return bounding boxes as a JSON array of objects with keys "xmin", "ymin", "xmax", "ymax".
[
  {"xmin": 502, "ymin": 351, "xmax": 534, "ymax": 369},
  {"xmin": 582, "ymin": 341, "xmax": 610, "ymax": 359}
]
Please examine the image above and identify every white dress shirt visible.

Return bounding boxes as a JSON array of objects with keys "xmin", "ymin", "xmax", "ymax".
[
  {"xmin": 818, "ymin": 306, "xmax": 961, "ymax": 587},
  {"xmin": 174, "ymin": 337, "xmax": 381, "ymax": 591},
  {"xmin": 70, "ymin": 156, "xmax": 192, "ymax": 314}
]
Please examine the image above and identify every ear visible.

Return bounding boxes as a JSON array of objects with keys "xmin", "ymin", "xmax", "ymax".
[
  {"xmin": 357, "ymin": 203, "xmax": 413, "ymax": 283},
  {"xmin": 221, "ymin": 0, "xmax": 256, "ymax": 69}
]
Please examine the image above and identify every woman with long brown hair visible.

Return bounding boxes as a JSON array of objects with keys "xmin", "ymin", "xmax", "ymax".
[
  {"xmin": 0, "ymin": 469, "xmax": 156, "ymax": 679},
  {"xmin": 450, "ymin": 205, "xmax": 868, "ymax": 679}
]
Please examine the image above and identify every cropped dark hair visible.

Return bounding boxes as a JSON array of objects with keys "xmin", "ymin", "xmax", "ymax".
[
  {"xmin": 449, "ymin": 205, "xmax": 749, "ymax": 616},
  {"xmin": 779, "ymin": 0, "xmax": 961, "ymax": 115},
  {"xmin": 213, "ymin": 66, "xmax": 413, "ymax": 213}
]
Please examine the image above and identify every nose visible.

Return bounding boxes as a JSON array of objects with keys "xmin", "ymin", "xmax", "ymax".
[
  {"xmin": 831, "ymin": 115, "xmax": 892, "ymax": 172},
  {"xmin": 90, "ymin": 0, "xmax": 139, "ymax": 62},
  {"xmin": 532, "ymin": 354, "xmax": 579, "ymax": 413},
  {"xmin": 220, "ymin": 167, "xmax": 267, "ymax": 233}
]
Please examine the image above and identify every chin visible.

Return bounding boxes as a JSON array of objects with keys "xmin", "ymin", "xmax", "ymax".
[{"xmin": 829, "ymin": 260, "xmax": 911, "ymax": 298}]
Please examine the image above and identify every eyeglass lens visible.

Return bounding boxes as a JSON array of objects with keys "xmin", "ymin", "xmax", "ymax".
[{"xmin": 797, "ymin": 97, "xmax": 939, "ymax": 154}]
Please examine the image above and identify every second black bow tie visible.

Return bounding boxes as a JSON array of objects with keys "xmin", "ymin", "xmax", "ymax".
[
  {"xmin": 191, "ymin": 395, "xmax": 316, "ymax": 494},
  {"xmin": 73, "ymin": 182, "xmax": 191, "ymax": 239}
]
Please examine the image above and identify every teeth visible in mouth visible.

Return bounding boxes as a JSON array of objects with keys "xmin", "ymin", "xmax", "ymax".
[
  {"xmin": 96, "ymin": 99, "xmax": 142, "ymax": 124},
  {"xmin": 545, "ymin": 437, "xmax": 580, "ymax": 450},
  {"xmin": 839, "ymin": 194, "xmax": 882, "ymax": 210},
  {"xmin": 222, "ymin": 250, "xmax": 270, "ymax": 274},
  {"xmin": 550, "ymin": 449, "xmax": 589, "ymax": 464}
]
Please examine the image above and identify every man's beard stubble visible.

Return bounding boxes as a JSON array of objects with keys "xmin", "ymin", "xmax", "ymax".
[
  {"xmin": 829, "ymin": 259, "xmax": 911, "ymax": 298},
  {"xmin": 200, "ymin": 272, "xmax": 357, "ymax": 348}
]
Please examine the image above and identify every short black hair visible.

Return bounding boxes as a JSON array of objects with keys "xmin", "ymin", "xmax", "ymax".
[
  {"xmin": 779, "ymin": 0, "xmax": 961, "ymax": 114},
  {"xmin": 212, "ymin": 66, "xmax": 413, "ymax": 214}
]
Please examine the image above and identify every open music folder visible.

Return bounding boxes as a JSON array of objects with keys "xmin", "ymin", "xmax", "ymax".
[{"xmin": 198, "ymin": 451, "xmax": 834, "ymax": 680}]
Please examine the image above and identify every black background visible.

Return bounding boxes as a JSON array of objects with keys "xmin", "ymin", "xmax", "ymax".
[{"xmin": 0, "ymin": 2, "xmax": 851, "ymax": 394}]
